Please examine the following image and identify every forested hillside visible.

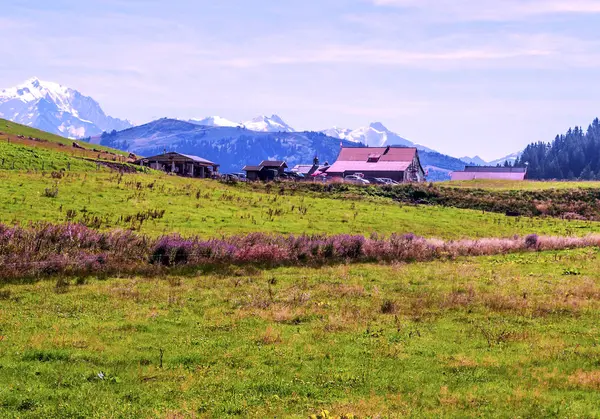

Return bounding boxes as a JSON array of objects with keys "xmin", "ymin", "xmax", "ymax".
[{"xmin": 517, "ymin": 118, "xmax": 600, "ymax": 179}]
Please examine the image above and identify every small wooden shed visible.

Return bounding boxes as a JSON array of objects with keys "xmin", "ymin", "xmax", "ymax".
[{"xmin": 243, "ymin": 160, "xmax": 288, "ymax": 181}]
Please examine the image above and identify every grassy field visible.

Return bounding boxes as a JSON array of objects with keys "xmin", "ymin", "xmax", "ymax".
[
  {"xmin": 2, "ymin": 249, "xmax": 600, "ymax": 417},
  {"xmin": 0, "ymin": 118, "xmax": 129, "ymax": 156},
  {"xmin": 444, "ymin": 179, "xmax": 600, "ymax": 190},
  {"xmin": 0, "ymin": 141, "xmax": 100, "ymax": 172},
  {"xmin": 5, "ymin": 123, "xmax": 600, "ymax": 417},
  {"xmin": 1, "ymin": 170, "xmax": 599, "ymax": 239}
]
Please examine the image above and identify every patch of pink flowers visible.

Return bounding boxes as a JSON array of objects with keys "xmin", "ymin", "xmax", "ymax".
[{"xmin": 1, "ymin": 223, "xmax": 600, "ymax": 280}]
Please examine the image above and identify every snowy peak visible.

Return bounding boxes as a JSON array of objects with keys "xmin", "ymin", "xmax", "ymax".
[
  {"xmin": 0, "ymin": 77, "xmax": 131, "ymax": 138},
  {"xmin": 321, "ymin": 122, "xmax": 414, "ymax": 148},
  {"xmin": 1, "ymin": 77, "xmax": 78, "ymax": 116},
  {"xmin": 368, "ymin": 122, "xmax": 389, "ymax": 132},
  {"xmin": 189, "ymin": 116, "xmax": 241, "ymax": 128},
  {"xmin": 243, "ymin": 114, "xmax": 294, "ymax": 132},
  {"xmin": 321, "ymin": 127, "xmax": 353, "ymax": 140}
]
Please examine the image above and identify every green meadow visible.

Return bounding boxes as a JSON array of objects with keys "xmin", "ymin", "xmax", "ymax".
[
  {"xmin": 0, "ymin": 170, "xmax": 599, "ymax": 239},
  {"xmin": 2, "ymin": 249, "xmax": 600, "ymax": 417},
  {"xmin": 0, "ymin": 141, "xmax": 99, "ymax": 172},
  {"xmin": 0, "ymin": 118, "xmax": 129, "ymax": 156},
  {"xmin": 3, "ymin": 125, "xmax": 600, "ymax": 417},
  {"xmin": 445, "ymin": 179, "xmax": 600, "ymax": 191}
]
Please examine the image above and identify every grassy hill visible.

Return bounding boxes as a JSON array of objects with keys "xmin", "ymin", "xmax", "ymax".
[
  {"xmin": 0, "ymin": 118, "xmax": 129, "ymax": 156},
  {"xmin": 0, "ymin": 119, "xmax": 140, "ymax": 172},
  {"xmin": 4, "ymin": 122, "xmax": 600, "ymax": 416},
  {"xmin": 1, "ymin": 171, "xmax": 598, "ymax": 239}
]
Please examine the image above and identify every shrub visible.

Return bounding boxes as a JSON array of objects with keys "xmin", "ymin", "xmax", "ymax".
[
  {"xmin": 43, "ymin": 187, "xmax": 59, "ymax": 198},
  {"xmin": 525, "ymin": 234, "xmax": 539, "ymax": 249},
  {"xmin": 380, "ymin": 300, "xmax": 398, "ymax": 314}
]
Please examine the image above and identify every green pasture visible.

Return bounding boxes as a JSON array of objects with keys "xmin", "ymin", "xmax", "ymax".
[
  {"xmin": 2, "ymin": 249, "xmax": 600, "ymax": 417},
  {"xmin": 0, "ymin": 118, "xmax": 129, "ymax": 156},
  {"xmin": 444, "ymin": 179, "xmax": 600, "ymax": 190},
  {"xmin": 0, "ymin": 171, "xmax": 598, "ymax": 239}
]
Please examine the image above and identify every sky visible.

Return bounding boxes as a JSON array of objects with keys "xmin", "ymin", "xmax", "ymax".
[{"xmin": 3, "ymin": 0, "xmax": 600, "ymax": 160}]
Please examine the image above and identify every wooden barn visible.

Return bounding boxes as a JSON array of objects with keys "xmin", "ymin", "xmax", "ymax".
[
  {"xmin": 136, "ymin": 152, "xmax": 219, "ymax": 178},
  {"xmin": 450, "ymin": 166, "xmax": 527, "ymax": 181},
  {"xmin": 325, "ymin": 146, "xmax": 425, "ymax": 183},
  {"xmin": 243, "ymin": 161, "xmax": 288, "ymax": 181}
]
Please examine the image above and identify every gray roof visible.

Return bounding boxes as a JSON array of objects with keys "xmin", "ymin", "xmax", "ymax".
[
  {"xmin": 180, "ymin": 153, "xmax": 216, "ymax": 165},
  {"xmin": 243, "ymin": 165, "xmax": 262, "ymax": 171},
  {"xmin": 292, "ymin": 164, "xmax": 315, "ymax": 174},
  {"xmin": 139, "ymin": 152, "xmax": 217, "ymax": 166},
  {"xmin": 260, "ymin": 160, "xmax": 287, "ymax": 168}
]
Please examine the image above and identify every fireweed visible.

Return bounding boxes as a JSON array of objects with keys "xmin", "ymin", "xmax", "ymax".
[{"xmin": 1, "ymin": 223, "xmax": 600, "ymax": 280}]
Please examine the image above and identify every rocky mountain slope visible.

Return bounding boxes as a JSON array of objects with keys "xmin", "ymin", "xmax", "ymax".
[{"xmin": 0, "ymin": 78, "xmax": 131, "ymax": 138}]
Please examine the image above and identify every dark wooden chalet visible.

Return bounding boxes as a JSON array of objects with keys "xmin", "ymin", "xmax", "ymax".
[{"xmin": 243, "ymin": 160, "xmax": 288, "ymax": 181}]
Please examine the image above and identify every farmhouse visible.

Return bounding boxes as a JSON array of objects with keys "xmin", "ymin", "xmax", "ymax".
[
  {"xmin": 136, "ymin": 152, "xmax": 219, "ymax": 178},
  {"xmin": 451, "ymin": 166, "xmax": 528, "ymax": 181},
  {"xmin": 243, "ymin": 160, "xmax": 288, "ymax": 181},
  {"xmin": 291, "ymin": 157, "xmax": 329, "ymax": 177},
  {"xmin": 325, "ymin": 146, "xmax": 425, "ymax": 183}
]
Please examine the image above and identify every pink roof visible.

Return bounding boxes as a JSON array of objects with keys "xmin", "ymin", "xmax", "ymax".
[
  {"xmin": 450, "ymin": 172, "xmax": 527, "ymax": 181},
  {"xmin": 337, "ymin": 147, "xmax": 417, "ymax": 162},
  {"xmin": 327, "ymin": 160, "xmax": 411, "ymax": 174},
  {"xmin": 326, "ymin": 146, "xmax": 419, "ymax": 175}
]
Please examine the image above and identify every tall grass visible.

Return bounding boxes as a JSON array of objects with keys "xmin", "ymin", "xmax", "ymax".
[{"xmin": 2, "ymin": 223, "xmax": 600, "ymax": 280}]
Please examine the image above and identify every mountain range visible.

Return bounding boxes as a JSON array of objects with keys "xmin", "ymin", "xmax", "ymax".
[
  {"xmin": 0, "ymin": 78, "xmax": 132, "ymax": 138},
  {"xmin": 188, "ymin": 114, "xmax": 295, "ymax": 132},
  {"xmin": 90, "ymin": 118, "xmax": 466, "ymax": 180},
  {"xmin": 322, "ymin": 122, "xmax": 433, "ymax": 151},
  {"xmin": 460, "ymin": 152, "xmax": 522, "ymax": 167},
  {"xmin": 0, "ymin": 78, "xmax": 520, "ymax": 180},
  {"xmin": 191, "ymin": 115, "xmax": 433, "ymax": 151}
]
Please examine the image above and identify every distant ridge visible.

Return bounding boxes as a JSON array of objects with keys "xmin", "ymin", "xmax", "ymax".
[{"xmin": 91, "ymin": 118, "xmax": 467, "ymax": 180}]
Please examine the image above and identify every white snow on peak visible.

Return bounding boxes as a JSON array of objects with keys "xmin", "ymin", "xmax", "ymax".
[
  {"xmin": 321, "ymin": 126, "xmax": 353, "ymax": 140},
  {"xmin": 189, "ymin": 116, "xmax": 241, "ymax": 128},
  {"xmin": 320, "ymin": 122, "xmax": 414, "ymax": 148},
  {"xmin": 0, "ymin": 77, "xmax": 131, "ymax": 138},
  {"xmin": 0, "ymin": 77, "xmax": 79, "ymax": 116},
  {"xmin": 242, "ymin": 114, "xmax": 294, "ymax": 132}
]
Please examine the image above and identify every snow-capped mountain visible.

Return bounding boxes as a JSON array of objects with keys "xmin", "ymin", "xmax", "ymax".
[
  {"xmin": 0, "ymin": 77, "xmax": 131, "ymax": 138},
  {"xmin": 92, "ymin": 118, "xmax": 467, "ymax": 180},
  {"xmin": 321, "ymin": 127, "xmax": 353, "ymax": 140},
  {"xmin": 188, "ymin": 116, "xmax": 241, "ymax": 128},
  {"xmin": 322, "ymin": 122, "xmax": 434, "ymax": 151},
  {"xmin": 242, "ymin": 115, "xmax": 294, "ymax": 132}
]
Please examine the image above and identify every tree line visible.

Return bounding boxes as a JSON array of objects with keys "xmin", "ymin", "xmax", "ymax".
[{"xmin": 515, "ymin": 118, "xmax": 600, "ymax": 180}]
